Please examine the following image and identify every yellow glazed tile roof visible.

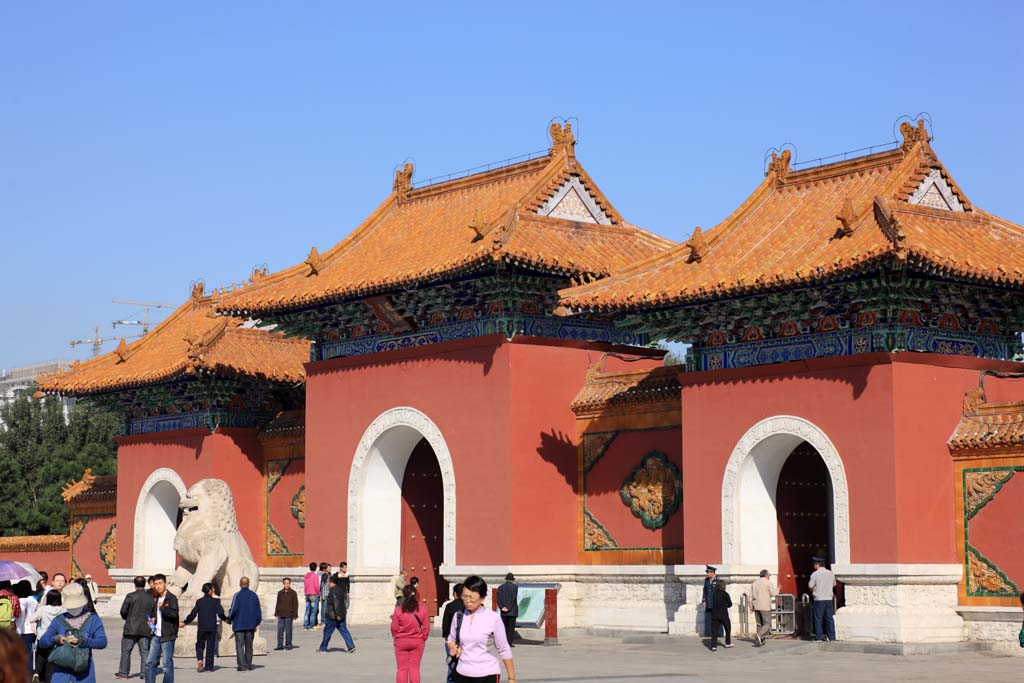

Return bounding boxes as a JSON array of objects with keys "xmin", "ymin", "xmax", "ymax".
[
  {"xmin": 558, "ymin": 121, "xmax": 1024, "ymax": 313},
  {"xmin": 217, "ymin": 123, "xmax": 674, "ymax": 316},
  {"xmin": 37, "ymin": 285, "xmax": 310, "ymax": 396}
]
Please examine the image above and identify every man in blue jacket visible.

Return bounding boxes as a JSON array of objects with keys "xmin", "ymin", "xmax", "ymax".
[{"xmin": 227, "ymin": 577, "xmax": 262, "ymax": 672}]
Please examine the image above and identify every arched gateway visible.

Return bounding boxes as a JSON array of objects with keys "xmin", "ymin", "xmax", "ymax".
[
  {"xmin": 134, "ymin": 468, "xmax": 187, "ymax": 570},
  {"xmin": 347, "ymin": 407, "xmax": 456, "ymax": 611},
  {"xmin": 721, "ymin": 416, "xmax": 851, "ymax": 572}
]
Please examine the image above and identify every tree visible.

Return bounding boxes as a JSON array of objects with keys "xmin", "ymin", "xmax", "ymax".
[{"xmin": 0, "ymin": 394, "xmax": 117, "ymax": 536}]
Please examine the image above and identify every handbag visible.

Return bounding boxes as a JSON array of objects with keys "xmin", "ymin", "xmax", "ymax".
[
  {"xmin": 48, "ymin": 615, "xmax": 93, "ymax": 673},
  {"xmin": 446, "ymin": 610, "xmax": 466, "ymax": 679}
]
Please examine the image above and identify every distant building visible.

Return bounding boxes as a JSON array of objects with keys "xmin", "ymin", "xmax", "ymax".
[{"xmin": 1, "ymin": 360, "xmax": 75, "ymax": 423}]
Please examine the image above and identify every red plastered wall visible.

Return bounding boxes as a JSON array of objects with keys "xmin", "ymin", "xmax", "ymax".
[
  {"xmin": 583, "ymin": 427, "xmax": 683, "ymax": 550},
  {"xmin": 680, "ymin": 355, "xmax": 898, "ymax": 564},
  {"xmin": 0, "ymin": 549, "xmax": 69, "ymax": 579},
  {"xmin": 304, "ymin": 335, "xmax": 663, "ymax": 568},
  {"xmin": 506, "ymin": 342, "xmax": 663, "ymax": 564},
  {"xmin": 72, "ymin": 515, "xmax": 116, "ymax": 587},
  {"xmin": 115, "ymin": 428, "xmax": 264, "ymax": 567},
  {"xmin": 304, "ymin": 336, "xmax": 512, "ymax": 566},
  {"xmin": 266, "ymin": 457, "xmax": 305, "ymax": 558}
]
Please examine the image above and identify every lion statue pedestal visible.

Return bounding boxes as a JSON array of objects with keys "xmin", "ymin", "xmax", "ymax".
[
  {"xmin": 173, "ymin": 596, "xmax": 268, "ymax": 659},
  {"xmin": 168, "ymin": 478, "xmax": 267, "ymax": 659}
]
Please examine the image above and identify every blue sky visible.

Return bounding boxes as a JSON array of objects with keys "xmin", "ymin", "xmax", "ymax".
[{"xmin": 3, "ymin": 1, "xmax": 1022, "ymax": 368}]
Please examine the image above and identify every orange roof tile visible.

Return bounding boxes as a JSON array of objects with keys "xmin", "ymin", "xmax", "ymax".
[
  {"xmin": 558, "ymin": 122, "xmax": 1024, "ymax": 313},
  {"xmin": 949, "ymin": 381, "xmax": 1024, "ymax": 453},
  {"xmin": 217, "ymin": 123, "xmax": 673, "ymax": 316},
  {"xmin": 571, "ymin": 364, "xmax": 681, "ymax": 415},
  {"xmin": 37, "ymin": 286, "xmax": 310, "ymax": 397}
]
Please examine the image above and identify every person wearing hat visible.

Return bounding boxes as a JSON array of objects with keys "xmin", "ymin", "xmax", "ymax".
[
  {"xmin": 699, "ymin": 566, "xmax": 723, "ymax": 639},
  {"xmin": 496, "ymin": 573, "xmax": 519, "ymax": 647},
  {"xmin": 37, "ymin": 581, "xmax": 108, "ymax": 683},
  {"xmin": 85, "ymin": 575, "xmax": 99, "ymax": 603},
  {"xmin": 808, "ymin": 557, "xmax": 837, "ymax": 642}
]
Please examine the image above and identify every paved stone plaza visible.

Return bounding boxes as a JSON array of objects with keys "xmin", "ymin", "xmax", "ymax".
[{"xmin": 90, "ymin": 618, "xmax": 1021, "ymax": 683}]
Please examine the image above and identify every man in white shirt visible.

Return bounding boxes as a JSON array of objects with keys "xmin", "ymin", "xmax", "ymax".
[
  {"xmin": 85, "ymin": 574, "xmax": 99, "ymax": 602},
  {"xmin": 807, "ymin": 556, "xmax": 837, "ymax": 642}
]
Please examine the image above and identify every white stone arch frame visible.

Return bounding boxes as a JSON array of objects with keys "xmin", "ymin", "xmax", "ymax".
[
  {"xmin": 721, "ymin": 416, "xmax": 850, "ymax": 567},
  {"xmin": 133, "ymin": 467, "xmax": 187, "ymax": 570},
  {"xmin": 347, "ymin": 407, "xmax": 456, "ymax": 570}
]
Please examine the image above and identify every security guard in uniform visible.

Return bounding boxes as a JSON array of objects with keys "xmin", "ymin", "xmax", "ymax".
[{"xmin": 700, "ymin": 565, "xmax": 724, "ymax": 638}]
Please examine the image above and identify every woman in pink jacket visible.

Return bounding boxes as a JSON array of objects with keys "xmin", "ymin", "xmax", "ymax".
[{"xmin": 391, "ymin": 585, "xmax": 429, "ymax": 683}]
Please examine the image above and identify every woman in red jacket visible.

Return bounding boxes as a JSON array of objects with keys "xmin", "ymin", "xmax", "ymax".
[{"xmin": 391, "ymin": 585, "xmax": 429, "ymax": 683}]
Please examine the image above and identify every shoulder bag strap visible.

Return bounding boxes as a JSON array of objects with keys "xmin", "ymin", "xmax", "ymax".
[{"xmin": 454, "ymin": 610, "xmax": 464, "ymax": 646}]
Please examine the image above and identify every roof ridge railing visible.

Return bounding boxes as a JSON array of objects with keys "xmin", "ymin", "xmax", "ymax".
[
  {"xmin": 411, "ymin": 149, "xmax": 550, "ymax": 190},
  {"xmin": 790, "ymin": 140, "xmax": 901, "ymax": 172}
]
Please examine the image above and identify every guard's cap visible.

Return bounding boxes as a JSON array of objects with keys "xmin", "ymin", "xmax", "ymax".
[
  {"xmin": 705, "ymin": 565, "xmax": 717, "ymax": 572},
  {"xmin": 811, "ymin": 556, "xmax": 827, "ymax": 564}
]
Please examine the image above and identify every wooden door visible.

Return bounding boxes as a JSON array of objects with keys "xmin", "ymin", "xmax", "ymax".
[
  {"xmin": 775, "ymin": 443, "xmax": 832, "ymax": 598},
  {"xmin": 400, "ymin": 439, "xmax": 448, "ymax": 615}
]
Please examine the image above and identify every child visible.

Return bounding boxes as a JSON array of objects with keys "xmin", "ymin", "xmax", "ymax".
[{"xmin": 710, "ymin": 580, "xmax": 733, "ymax": 651}]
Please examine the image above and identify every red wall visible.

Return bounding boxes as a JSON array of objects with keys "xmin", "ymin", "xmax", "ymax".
[
  {"xmin": 680, "ymin": 353, "xmax": 1024, "ymax": 566},
  {"xmin": 0, "ymin": 548, "xmax": 69, "ymax": 579},
  {"xmin": 72, "ymin": 515, "xmax": 116, "ymax": 587},
  {"xmin": 115, "ymin": 428, "xmax": 265, "ymax": 567},
  {"xmin": 304, "ymin": 335, "xmax": 661, "ymax": 567},
  {"xmin": 584, "ymin": 428, "xmax": 683, "ymax": 550},
  {"xmin": 266, "ymin": 457, "xmax": 305, "ymax": 558}
]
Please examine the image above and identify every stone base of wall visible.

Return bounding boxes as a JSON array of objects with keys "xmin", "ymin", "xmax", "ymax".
[
  {"xmin": 834, "ymin": 564, "xmax": 967, "ymax": 643},
  {"xmin": 958, "ymin": 606, "xmax": 1024, "ymax": 654}
]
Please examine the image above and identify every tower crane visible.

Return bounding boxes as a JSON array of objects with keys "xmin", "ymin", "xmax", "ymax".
[
  {"xmin": 69, "ymin": 326, "xmax": 143, "ymax": 358},
  {"xmin": 111, "ymin": 300, "xmax": 176, "ymax": 335}
]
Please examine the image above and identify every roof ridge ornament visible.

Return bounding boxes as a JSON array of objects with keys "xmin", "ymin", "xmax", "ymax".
[
  {"xmin": 549, "ymin": 121, "xmax": 576, "ymax": 157},
  {"xmin": 899, "ymin": 118, "xmax": 931, "ymax": 154},
  {"xmin": 305, "ymin": 246, "xmax": 324, "ymax": 276},
  {"xmin": 113, "ymin": 338, "xmax": 131, "ymax": 364},
  {"xmin": 873, "ymin": 195, "xmax": 907, "ymax": 260},
  {"xmin": 835, "ymin": 197, "xmax": 858, "ymax": 237},
  {"xmin": 468, "ymin": 207, "xmax": 488, "ymax": 242},
  {"xmin": 393, "ymin": 162, "xmax": 414, "ymax": 201},
  {"xmin": 766, "ymin": 149, "xmax": 792, "ymax": 186},
  {"xmin": 190, "ymin": 281, "xmax": 205, "ymax": 305},
  {"xmin": 686, "ymin": 226, "xmax": 708, "ymax": 263}
]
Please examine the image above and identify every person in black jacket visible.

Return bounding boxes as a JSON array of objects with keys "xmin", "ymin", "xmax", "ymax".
[
  {"xmin": 144, "ymin": 574, "xmax": 179, "ymax": 683},
  {"xmin": 440, "ymin": 582, "xmax": 463, "ymax": 680},
  {"xmin": 709, "ymin": 580, "xmax": 733, "ymax": 652},
  {"xmin": 496, "ymin": 573, "xmax": 519, "ymax": 647},
  {"xmin": 317, "ymin": 576, "xmax": 355, "ymax": 653},
  {"xmin": 181, "ymin": 583, "xmax": 229, "ymax": 672},
  {"xmin": 117, "ymin": 575, "xmax": 156, "ymax": 679}
]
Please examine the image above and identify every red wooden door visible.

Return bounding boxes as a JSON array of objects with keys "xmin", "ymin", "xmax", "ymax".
[
  {"xmin": 400, "ymin": 439, "xmax": 448, "ymax": 615},
  {"xmin": 775, "ymin": 443, "xmax": 831, "ymax": 598}
]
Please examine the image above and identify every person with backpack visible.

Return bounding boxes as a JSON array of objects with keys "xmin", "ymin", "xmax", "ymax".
[
  {"xmin": 37, "ymin": 582, "xmax": 107, "ymax": 683},
  {"xmin": 0, "ymin": 580, "xmax": 22, "ymax": 630},
  {"xmin": 392, "ymin": 584, "xmax": 430, "ymax": 683}
]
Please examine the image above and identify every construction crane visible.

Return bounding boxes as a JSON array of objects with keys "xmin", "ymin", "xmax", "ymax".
[
  {"xmin": 69, "ymin": 326, "xmax": 143, "ymax": 358},
  {"xmin": 111, "ymin": 300, "xmax": 176, "ymax": 335}
]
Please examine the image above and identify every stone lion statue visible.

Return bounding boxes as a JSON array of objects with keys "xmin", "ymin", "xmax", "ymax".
[{"xmin": 171, "ymin": 478, "xmax": 259, "ymax": 601}]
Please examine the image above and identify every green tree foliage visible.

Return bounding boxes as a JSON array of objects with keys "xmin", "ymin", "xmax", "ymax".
[{"xmin": 0, "ymin": 394, "xmax": 118, "ymax": 536}]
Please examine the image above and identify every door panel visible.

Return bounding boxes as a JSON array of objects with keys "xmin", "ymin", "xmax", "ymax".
[{"xmin": 400, "ymin": 439, "xmax": 448, "ymax": 615}]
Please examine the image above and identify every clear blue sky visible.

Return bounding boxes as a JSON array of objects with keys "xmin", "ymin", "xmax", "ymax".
[{"xmin": 3, "ymin": 1, "xmax": 1022, "ymax": 368}]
